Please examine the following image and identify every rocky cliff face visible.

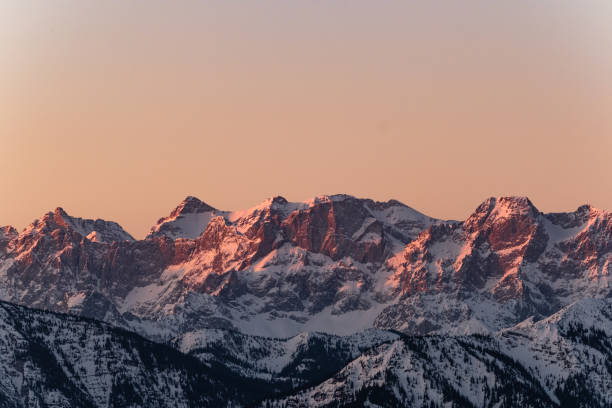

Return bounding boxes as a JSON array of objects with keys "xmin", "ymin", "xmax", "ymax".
[
  {"xmin": 0, "ymin": 194, "xmax": 439, "ymax": 338},
  {"xmin": 0, "ymin": 195, "xmax": 609, "ymax": 340},
  {"xmin": 374, "ymin": 196, "xmax": 611, "ymax": 335},
  {"xmin": 0, "ymin": 193, "xmax": 611, "ymax": 406}
]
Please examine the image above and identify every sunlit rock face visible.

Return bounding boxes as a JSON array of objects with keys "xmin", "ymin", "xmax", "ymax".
[
  {"xmin": 0, "ymin": 193, "xmax": 611, "ymax": 407},
  {"xmin": 374, "ymin": 196, "xmax": 611, "ymax": 335},
  {"xmin": 0, "ymin": 194, "xmax": 609, "ymax": 341}
]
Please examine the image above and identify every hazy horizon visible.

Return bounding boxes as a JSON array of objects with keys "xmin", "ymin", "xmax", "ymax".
[{"xmin": 2, "ymin": 1, "xmax": 611, "ymax": 238}]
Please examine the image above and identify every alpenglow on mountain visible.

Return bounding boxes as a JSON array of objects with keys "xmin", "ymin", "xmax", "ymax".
[{"xmin": 0, "ymin": 194, "xmax": 610, "ymax": 407}]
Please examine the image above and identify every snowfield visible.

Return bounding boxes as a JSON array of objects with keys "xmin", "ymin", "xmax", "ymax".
[{"xmin": 0, "ymin": 194, "xmax": 610, "ymax": 406}]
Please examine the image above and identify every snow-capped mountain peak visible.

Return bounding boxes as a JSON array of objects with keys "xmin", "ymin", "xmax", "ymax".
[
  {"xmin": 1, "ymin": 194, "xmax": 610, "ymax": 340},
  {"xmin": 464, "ymin": 196, "xmax": 540, "ymax": 231},
  {"xmin": 170, "ymin": 196, "xmax": 216, "ymax": 217},
  {"xmin": 147, "ymin": 196, "xmax": 221, "ymax": 240},
  {"xmin": 18, "ymin": 207, "xmax": 134, "ymax": 243},
  {"xmin": 0, "ymin": 193, "xmax": 610, "ymax": 407}
]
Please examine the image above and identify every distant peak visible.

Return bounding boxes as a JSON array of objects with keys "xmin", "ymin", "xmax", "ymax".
[
  {"xmin": 326, "ymin": 194, "xmax": 354, "ymax": 202},
  {"xmin": 482, "ymin": 195, "xmax": 532, "ymax": 205},
  {"xmin": 271, "ymin": 196, "xmax": 288, "ymax": 205},
  {"xmin": 465, "ymin": 196, "xmax": 540, "ymax": 231},
  {"xmin": 183, "ymin": 195, "xmax": 201, "ymax": 203},
  {"xmin": 305, "ymin": 194, "xmax": 354, "ymax": 207},
  {"xmin": 24, "ymin": 207, "xmax": 134, "ymax": 242},
  {"xmin": 578, "ymin": 204, "xmax": 609, "ymax": 220},
  {"xmin": 575, "ymin": 203, "xmax": 607, "ymax": 216},
  {"xmin": 147, "ymin": 196, "xmax": 220, "ymax": 240},
  {"xmin": 258, "ymin": 196, "xmax": 289, "ymax": 208},
  {"xmin": 44, "ymin": 207, "xmax": 72, "ymax": 229},
  {"xmin": 478, "ymin": 196, "xmax": 538, "ymax": 214},
  {"xmin": 171, "ymin": 196, "xmax": 216, "ymax": 217},
  {"xmin": 53, "ymin": 206, "xmax": 71, "ymax": 220}
]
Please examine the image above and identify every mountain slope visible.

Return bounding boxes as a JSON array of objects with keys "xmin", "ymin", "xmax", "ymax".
[
  {"xmin": 0, "ymin": 195, "xmax": 442, "ymax": 338},
  {"xmin": 267, "ymin": 298, "xmax": 612, "ymax": 408},
  {"xmin": 147, "ymin": 196, "xmax": 221, "ymax": 240},
  {"xmin": 0, "ymin": 193, "xmax": 610, "ymax": 406},
  {"xmin": 374, "ymin": 196, "xmax": 612, "ymax": 334},
  {"xmin": 0, "ymin": 297, "xmax": 609, "ymax": 407},
  {"xmin": 0, "ymin": 301, "xmax": 283, "ymax": 407},
  {"xmin": 496, "ymin": 298, "xmax": 612, "ymax": 407},
  {"xmin": 174, "ymin": 328, "xmax": 399, "ymax": 387},
  {"xmin": 0, "ymin": 195, "xmax": 609, "ymax": 341}
]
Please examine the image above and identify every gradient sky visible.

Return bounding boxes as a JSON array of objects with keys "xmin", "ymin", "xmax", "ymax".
[{"xmin": 1, "ymin": 1, "xmax": 611, "ymax": 238}]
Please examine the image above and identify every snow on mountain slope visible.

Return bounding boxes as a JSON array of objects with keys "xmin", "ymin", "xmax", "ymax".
[
  {"xmin": 147, "ymin": 196, "xmax": 224, "ymax": 239},
  {"xmin": 0, "ymin": 300, "xmax": 282, "ymax": 408},
  {"xmin": 116, "ymin": 241, "xmax": 394, "ymax": 338},
  {"xmin": 122, "ymin": 194, "xmax": 443, "ymax": 337},
  {"xmin": 495, "ymin": 298, "xmax": 612, "ymax": 407},
  {"xmin": 373, "ymin": 196, "xmax": 612, "ymax": 335},
  {"xmin": 148, "ymin": 194, "xmax": 437, "ymax": 244},
  {"xmin": 13, "ymin": 207, "xmax": 134, "ymax": 245},
  {"xmin": 45, "ymin": 207, "xmax": 134, "ymax": 243},
  {"xmin": 267, "ymin": 298, "xmax": 612, "ymax": 408},
  {"xmin": 267, "ymin": 334, "xmax": 557, "ymax": 408},
  {"xmin": 0, "ymin": 194, "xmax": 438, "ymax": 338},
  {"xmin": 0, "ymin": 193, "xmax": 610, "ymax": 406},
  {"xmin": 0, "ymin": 195, "xmax": 609, "ymax": 342},
  {"xmin": 0, "ymin": 297, "xmax": 608, "ymax": 407},
  {"xmin": 173, "ymin": 328, "xmax": 399, "ymax": 387},
  {"xmin": 0, "ymin": 207, "xmax": 159, "ymax": 315}
]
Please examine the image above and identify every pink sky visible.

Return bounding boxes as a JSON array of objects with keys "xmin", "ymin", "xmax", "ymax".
[{"xmin": 1, "ymin": 1, "xmax": 611, "ymax": 238}]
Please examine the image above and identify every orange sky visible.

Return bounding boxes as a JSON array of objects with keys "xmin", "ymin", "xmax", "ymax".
[{"xmin": 1, "ymin": 1, "xmax": 611, "ymax": 238}]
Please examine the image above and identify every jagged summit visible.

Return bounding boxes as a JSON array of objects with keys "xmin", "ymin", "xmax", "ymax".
[
  {"xmin": 148, "ymin": 194, "xmax": 438, "ymax": 242},
  {"xmin": 19, "ymin": 207, "xmax": 134, "ymax": 243},
  {"xmin": 148, "ymin": 196, "xmax": 223, "ymax": 240},
  {"xmin": 304, "ymin": 194, "xmax": 353, "ymax": 206},
  {"xmin": 270, "ymin": 195, "xmax": 288, "ymax": 205},
  {"xmin": 240, "ymin": 195, "xmax": 291, "ymax": 213},
  {"xmin": 463, "ymin": 196, "xmax": 540, "ymax": 232},
  {"xmin": 545, "ymin": 202, "xmax": 610, "ymax": 231},
  {"xmin": 475, "ymin": 195, "xmax": 539, "ymax": 216},
  {"xmin": 0, "ymin": 193, "xmax": 610, "ymax": 407},
  {"xmin": 170, "ymin": 196, "xmax": 217, "ymax": 217},
  {"xmin": 2, "ymin": 193, "xmax": 610, "ymax": 338},
  {"xmin": 469, "ymin": 197, "xmax": 609, "ymax": 228},
  {"xmin": 572, "ymin": 203, "xmax": 609, "ymax": 218}
]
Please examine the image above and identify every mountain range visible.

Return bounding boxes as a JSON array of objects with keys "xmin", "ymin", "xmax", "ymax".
[{"xmin": 0, "ymin": 194, "xmax": 610, "ymax": 407}]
